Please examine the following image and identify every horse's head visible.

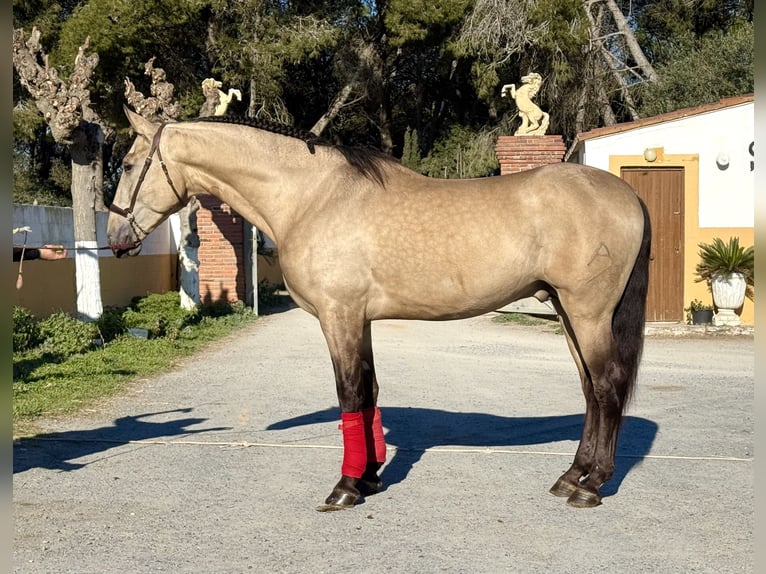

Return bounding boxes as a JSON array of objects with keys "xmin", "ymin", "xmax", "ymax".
[{"xmin": 107, "ymin": 106, "xmax": 187, "ymax": 258}]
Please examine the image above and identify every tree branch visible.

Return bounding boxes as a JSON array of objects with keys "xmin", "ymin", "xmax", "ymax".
[
  {"xmin": 123, "ymin": 57, "xmax": 180, "ymax": 121},
  {"xmin": 13, "ymin": 27, "xmax": 100, "ymax": 143}
]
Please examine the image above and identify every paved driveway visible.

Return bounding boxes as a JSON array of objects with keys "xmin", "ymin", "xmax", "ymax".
[{"xmin": 13, "ymin": 307, "xmax": 754, "ymax": 573}]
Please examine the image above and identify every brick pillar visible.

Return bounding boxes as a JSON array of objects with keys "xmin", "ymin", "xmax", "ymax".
[
  {"xmin": 196, "ymin": 196, "xmax": 245, "ymax": 304},
  {"xmin": 495, "ymin": 135, "xmax": 567, "ymax": 175}
]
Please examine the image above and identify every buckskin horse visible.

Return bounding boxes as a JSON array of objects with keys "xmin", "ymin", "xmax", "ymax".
[{"xmin": 108, "ymin": 107, "xmax": 651, "ymax": 510}]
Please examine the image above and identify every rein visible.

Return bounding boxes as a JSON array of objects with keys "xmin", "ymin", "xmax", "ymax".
[{"xmin": 108, "ymin": 122, "xmax": 184, "ymax": 249}]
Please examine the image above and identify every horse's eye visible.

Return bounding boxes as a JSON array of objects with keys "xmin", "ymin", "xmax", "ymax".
[{"xmin": 123, "ymin": 163, "xmax": 133, "ymax": 173}]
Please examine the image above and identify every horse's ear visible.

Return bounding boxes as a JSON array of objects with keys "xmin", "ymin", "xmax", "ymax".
[{"xmin": 123, "ymin": 105, "xmax": 160, "ymax": 138}]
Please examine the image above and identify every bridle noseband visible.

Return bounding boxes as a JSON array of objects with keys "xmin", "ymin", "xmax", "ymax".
[{"xmin": 109, "ymin": 123, "xmax": 184, "ymax": 246}]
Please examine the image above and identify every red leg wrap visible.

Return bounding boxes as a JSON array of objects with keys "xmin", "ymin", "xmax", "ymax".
[
  {"xmin": 339, "ymin": 412, "xmax": 366, "ymax": 478},
  {"xmin": 362, "ymin": 407, "xmax": 387, "ymax": 464}
]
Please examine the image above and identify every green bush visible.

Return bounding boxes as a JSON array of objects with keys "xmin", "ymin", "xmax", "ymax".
[
  {"xmin": 13, "ymin": 293, "xmax": 253, "ymax": 361},
  {"xmin": 38, "ymin": 312, "xmax": 99, "ymax": 359},
  {"xmin": 128, "ymin": 291, "xmax": 190, "ymax": 322},
  {"xmin": 199, "ymin": 299, "xmax": 236, "ymax": 318},
  {"xmin": 123, "ymin": 292, "xmax": 197, "ymax": 339},
  {"xmin": 96, "ymin": 306, "xmax": 127, "ymax": 343},
  {"xmin": 13, "ymin": 306, "xmax": 41, "ymax": 352},
  {"xmin": 13, "ymin": 294, "xmax": 258, "ymax": 432}
]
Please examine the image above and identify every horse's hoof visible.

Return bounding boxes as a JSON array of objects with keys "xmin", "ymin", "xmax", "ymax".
[
  {"xmin": 358, "ymin": 474, "xmax": 383, "ymax": 496},
  {"xmin": 315, "ymin": 500, "xmax": 354, "ymax": 512},
  {"xmin": 549, "ymin": 477, "xmax": 578, "ymax": 498},
  {"xmin": 316, "ymin": 491, "xmax": 359, "ymax": 512},
  {"xmin": 357, "ymin": 478, "xmax": 382, "ymax": 495},
  {"xmin": 316, "ymin": 476, "xmax": 361, "ymax": 512},
  {"xmin": 566, "ymin": 487, "xmax": 602, "ymax": 508}
]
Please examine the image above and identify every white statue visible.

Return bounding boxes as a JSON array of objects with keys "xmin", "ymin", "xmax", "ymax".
[
  {"xmin": 201, "ymin": 78, "xmax": 242, "ymax": 116},
  {"xmin": 501, "ymin": 72, "xmax": 550, "ymax": 136}
]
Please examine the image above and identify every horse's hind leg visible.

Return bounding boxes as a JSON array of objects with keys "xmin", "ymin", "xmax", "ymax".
[
  {"xmin": 316, "ymin": 309, "xmax": 387, "ymax": 511},
  {"xmin": 551, "ymin": 309, "xmax": 628, "ymax": 507},
  {"xmin": 549, "ymin": 309, "xmax": 600, "ymax": 501}
]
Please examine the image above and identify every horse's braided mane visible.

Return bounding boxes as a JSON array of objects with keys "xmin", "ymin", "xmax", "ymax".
[
  {"xmin": 191, "ymin": 114, "xmax": 395, "ymax": 186},
  {"xmin": 193, "ymin": 114, "xmax": 321, "ymax": 147}
]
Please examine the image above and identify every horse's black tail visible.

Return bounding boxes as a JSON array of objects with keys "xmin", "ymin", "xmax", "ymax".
[{"xmin": 612, "ymin": 197, "xmax": 651, "ymax": 409}]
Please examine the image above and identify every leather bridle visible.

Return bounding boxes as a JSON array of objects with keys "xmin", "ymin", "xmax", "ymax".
[{"xmin": 109, "ymin": 123, "xmax": 184, "ymax": 249}]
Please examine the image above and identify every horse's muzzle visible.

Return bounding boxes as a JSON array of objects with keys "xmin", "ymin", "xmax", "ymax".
[
  {"xmin": 107, "ymin": 220, "xmax": 143, "ymax": 258},
  {"xmin": 110, "ymin": 242, "xmax": 143, "ymax": 258}
]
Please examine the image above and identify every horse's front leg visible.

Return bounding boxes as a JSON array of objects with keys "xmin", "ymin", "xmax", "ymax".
[{"xmin": 316, "ymin": 312, "xmax": 387, "ymax": 512}]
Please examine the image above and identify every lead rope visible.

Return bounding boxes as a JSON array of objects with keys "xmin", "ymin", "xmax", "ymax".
[{"xmin": 12, "ymin": 244, "xmax": 115, "ymax": 251}]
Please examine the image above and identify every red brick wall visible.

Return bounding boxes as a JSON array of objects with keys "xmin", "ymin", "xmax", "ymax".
[
  {"xmin": 196, "ymin": 196, "xmax": 245, "ymax": 304},
  {"xmin": 495, "ymin": 135, "xmax": 567, "ymax": 174}
]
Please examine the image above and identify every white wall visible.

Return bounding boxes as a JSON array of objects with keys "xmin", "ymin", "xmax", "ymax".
[
  {"xmin": 580, "ymin": 103, "xmax": 754, "ymax": 228},
  {"xmin": 13, "ymin": 204, "xmax": 179, "ymax": 256}
]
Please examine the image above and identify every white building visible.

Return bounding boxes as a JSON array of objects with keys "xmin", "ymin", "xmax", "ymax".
[{"xmin": 567, "ymin": 95, "xmax": 754, "ymax": 324}]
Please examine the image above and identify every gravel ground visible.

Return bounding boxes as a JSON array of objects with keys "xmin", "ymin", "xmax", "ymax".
[{"xmin": 13, "ymin": 306, "xmax": 754, "ymax": 573}]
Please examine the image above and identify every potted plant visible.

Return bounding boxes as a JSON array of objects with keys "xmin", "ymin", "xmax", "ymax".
[
  {"xmin": 695, "ymin": 237, "xmax": 754, "ymax": 326},
  {"xmin": 685, "ymin": 299, "xmax": 714, "ymax": 325}
]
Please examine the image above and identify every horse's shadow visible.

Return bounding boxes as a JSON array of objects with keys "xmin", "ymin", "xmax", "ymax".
[
  {"xmin": 13, "ymin": 408, "xmax": 230, "ymax": 474},
  {"xmin": 267, "ymin": 407, "xmax": 658, "ymax": 499}
]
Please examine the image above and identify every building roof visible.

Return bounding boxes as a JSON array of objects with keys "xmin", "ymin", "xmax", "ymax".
[{"xmin": 567, "ymin": 95, "xmax": 754, "ymax": 158}]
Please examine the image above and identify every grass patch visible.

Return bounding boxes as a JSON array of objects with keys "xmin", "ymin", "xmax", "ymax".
[
  {"xmin": 492, "ymin": 311, "xmax": 563, "ymax": 333},
  {"xmin": 13, "ymin": 293, "xmax": 258, "ymax": 437}
]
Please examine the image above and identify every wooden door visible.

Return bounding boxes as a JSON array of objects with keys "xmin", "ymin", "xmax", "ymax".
[{"xmin": 621, "ymin": 167, "xmax": 684, "ymax": 322}]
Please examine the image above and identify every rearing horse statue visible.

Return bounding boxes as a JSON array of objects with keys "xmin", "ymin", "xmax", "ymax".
[
  {"xmin": 108, "ymin": 107, "xmax": 650, "ymax": 512},
  {"xmin": 501, "ymin": 72, "xmax": 550, "ymax": 136}
]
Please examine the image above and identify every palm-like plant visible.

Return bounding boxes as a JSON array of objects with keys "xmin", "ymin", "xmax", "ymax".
[{"xmin": 695, "ymin": 237, "xmax": 754, "ymax": 299}]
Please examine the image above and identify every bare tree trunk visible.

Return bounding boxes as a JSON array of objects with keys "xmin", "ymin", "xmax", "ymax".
[
  {"xmin": 372, "ymin": 43, "xmax": 395, "ymax": 154},
  {"xmin": 13, "ymin": 27, "xmax": 105, "ymax": 320},
  {"xmin": 378, "ymin": 99, "xmax": 394, "ymax": 154},
  {"xmin": 93, "ymin": 149, "xmax": 106, "ymax": 212},
  {"xmin": 574, "ymin": 88, "xmax": 588, "ymax": 135},
  {"xmin": 310, "ymin": 43, "xmax": 377, "ymax": 137},
  {"xmin": 603, "ymin": 0, "xmax": 658, "ymax": 83},
  {"xmin": 310, "ymin": 82, "xmax": 355, "ymax": 136},
  {"xmin": 248, "ymin": 78, "xmax": 259, "ymax": 118},
  {"xmin": 619, "ymin": 84, "xmax": 641, "ymax": 122},
  {"xmin": 596, "ymin": 83, "xmax": 617, "ymax": 126},
  {"xmin": 584, "ymin": 0, "xmax": 654, "ymax": 122},
  {"xmin": 177, "ymin": 200, "xmax": 201, "ymax": 310},
  {"xmin": 70, "ymin": 124, "xmax": 104, "ymax": 319}
]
